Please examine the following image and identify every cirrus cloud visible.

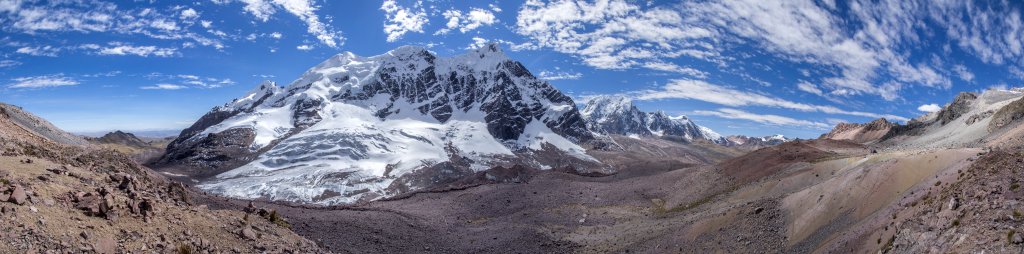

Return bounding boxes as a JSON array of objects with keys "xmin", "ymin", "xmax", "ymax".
[
  {"xmin": 8, "ymin": 74, "xmax": 79, "ymax": 88},
  {"xmin": 693, "ymin": 108, "xmax": 831, "ymax": 129},
  {"xmin": 634, "ymin": 79, "xmax": 909, "ymax": 121}
]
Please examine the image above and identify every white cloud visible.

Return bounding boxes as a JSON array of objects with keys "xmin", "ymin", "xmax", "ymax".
[
  {"xmin": 15, "ymin": 46, "xmax": 60, "ymax": 57},
  {"xmin": 537, "ymin": 70, "xmax": 582, "ymax": 80},
  {"xmin": 141, "ymin": 84, "xmax": 187, "ymax": 90},
  {"xmin": 296, "ymin": 44, "xmax": 313, "ymax": 51},
  {"xmin": 0, "ymin": 60, "xmax": 20, "ymax": 68},
  {"xmin": 270, "ymin": 32, "xmax": 282, "ymax": 39},
  {"xmin": 0, "ymin": 1, "xmax": 224, "ymax": 50},
  {"xmin": 436, "ymin": 7, "xmax": 497, "ymax": 34},
  {"xmin": 516, "ymin": 0, "xmax": 714, "ymax": 71},
  {"xmin": 230, "ymin": 0, "xmax": 344, "ymax": 47},
  {"xmin": 693, "ymin": 108, "xmax": 831, "ymax": 129},
  {"xmin": 8, "ymin": 74, "xmax": 79, "ymax": 88},
  {"xmin": 917, "ymin": 103, "xmax": 942, "ymax": 112},
  {"xmin": 466, "ymin": 37, "xmax": 489, "ymax": 50},
  {"xmin": 684, "ymin": 0, "xmax": 956, "ymax": 100},
  {"xmin": 1009, "ymin": 66, "xmax": 1024, "ymax": 81},
  {"xmin": 238, "ymin": 0, "xmax": 277, "ymax": 21},
  {"xmin": 635, "ymin": 79, "xmax": 909, "ymax": 121},
  {"xmin": 144, "ymin": 73, "xmax": 235, "ymax": 88},
  {"xmin": 925, "ymin": 1, "xmax": 1024, "ymax": 65},
  {"xmin": 512, "ymin": 0, "xmax": 1024, "ymax": 101},
  {"xmin": 180, "ymin": 8, "xmax": 199, "ymax": 20},
  {"xmin": 951, "ymin": 64, "xmax": 974, "ymax": 82},
  {"xmin": 641, "ymin": 61, "xmax": 707, "ymax": 77},
  {"xmin": 797, "ymin": 81, "xmax": 825, "ymax": 96},
  {"xmin": 96, "ymin": 45, "xmax": 178, "ymax": 57},
  {"xmin": 380, "ymin": 0, "xmax": 429, "ymax": 42}
]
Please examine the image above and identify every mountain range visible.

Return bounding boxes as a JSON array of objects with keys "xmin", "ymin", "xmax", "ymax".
[
  {"xmin": 152, "ymin": 44, "xmax": 785, "ymax": 205},
  {"xmin": 7, "ymin": 45, "xmax": 1024, "ymax": 253}
]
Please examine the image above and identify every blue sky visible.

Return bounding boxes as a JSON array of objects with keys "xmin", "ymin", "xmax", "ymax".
[{"xmin": 2, "ymin": 0, "xmax": 1024, "ymax": 139}]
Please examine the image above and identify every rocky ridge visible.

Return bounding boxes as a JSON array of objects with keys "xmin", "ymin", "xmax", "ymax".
[{"xmin": 0, "ymin": 102, "xmax": 322, "ymax": 253}]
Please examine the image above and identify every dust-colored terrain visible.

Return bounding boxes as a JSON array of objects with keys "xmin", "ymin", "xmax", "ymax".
[
  {"xmin": 186, "ymin": 139, "xmax": 979, "ymax": 253},
  {"xmin": 0, "ymin": 103, "xmax": 321, "ymax": 253}
]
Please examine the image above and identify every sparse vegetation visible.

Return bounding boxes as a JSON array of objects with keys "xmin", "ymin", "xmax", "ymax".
[
  {"xmin": 951, "ymin": 219, "xmax": 960, "ymax": 227},
  {"xmin": 1009, "ymin": 230, "xmax": 1017, "ymax": 244},
  {"xmin": 267, "ymin": 210, "xmax": 291, "ymax": 228},
  {"xmin": 177, "ymin": 243, "xmax": 194, "ymax": 254},
  {"xmin": 1011, "ymin": 182, "xmax": 1019, "ymax": 190}
]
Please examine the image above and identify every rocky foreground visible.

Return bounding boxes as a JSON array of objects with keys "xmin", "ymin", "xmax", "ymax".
[{"xmin": 0, "ymin": 103, "xmax": 321, "ymax": 253}]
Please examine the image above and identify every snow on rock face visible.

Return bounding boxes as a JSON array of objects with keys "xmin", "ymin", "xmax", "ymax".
[
  {"xmin": 173, "ymin": 43, "xmax": 601, "ymax": 205},
  {"xmin": 723, "ymin": 134, "xmax": 790, "ymax": 148},
  {"xmin": 581, "ymin": 95, "xmax": 726, "ymax": 144}
]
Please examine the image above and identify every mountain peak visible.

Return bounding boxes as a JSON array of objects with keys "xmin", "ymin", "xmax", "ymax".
[
  {"xmin": 581, "ymin": 95, "xmax": 636, "ymax": 116},
  {"xmin": 387, "ymin": 45, "xmax": 432, "ymax": 57},
  {"xmin": 473, "ymin": 42, "xmax": 504, "ymax": 55},
  {"xmin": 581, "ymin": 95, "xmax": 725, "ymax": 144},
  {"xmin": 160, "ymin": 44, "xmax": 598, "ymax": 204}
]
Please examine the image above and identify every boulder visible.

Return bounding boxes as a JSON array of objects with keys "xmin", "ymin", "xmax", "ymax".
[
  {"xmin": 93, "ymin": 235, "xmax": 116, "ymax": 254},
  {"xmin": 9, "ymin": 184, "xmax": 27, "ymax": 205},
  {"xmin": 74, "ymin": 192, "xmax": 109, "ymax": 217},
  {"xmin": 241, "ymin": 227, "xmax": 257, "ymax": 240}
]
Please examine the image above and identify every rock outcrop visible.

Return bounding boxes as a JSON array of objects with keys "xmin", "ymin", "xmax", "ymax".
[
  {"xmin": 0, "ymin": 102, "xmax": 322, "ymax": 253},
  {"xmin": 989, "ymin": 96, "xmax": 1024, "ymax": 131},
  {"xmin": 819, "ymin": 118, "xmax": 895, "ymax": 144},
  {"xmin": 935, "ymin": 92, "xmax": 977, "ymax": 125}
]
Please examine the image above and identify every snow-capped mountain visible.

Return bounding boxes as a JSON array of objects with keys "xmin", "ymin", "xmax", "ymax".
[
  {"xmin": 157, "ymin": 44, "xmax": 603, "ymax": 205},
  {"xmin": 581, "ymin": 95, "xmax": 726, "ymax": 144},
  {"xmin": 724, "ymin": 134, "xmax": 789, "ymax": 148}
]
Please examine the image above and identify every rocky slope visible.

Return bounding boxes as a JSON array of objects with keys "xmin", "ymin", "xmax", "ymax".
[
  {"xmin": 0, "ymin": 103, "xmax": 321, "ymax": 253},
  {"xmin": 86, "ymin": 131, "xmax": 172, "ymax": 163},
  {"xmin": 886, "ymin": 149, "xmax": 1024, "ymax": 253},
  {"xmin": 581, "ymin": 95, "xmax": 725, "ymax": 144},
  {"xmin": 876, "ymin": 88, "xmax": 1024, "ymax": 149},
  {"xmin": 0, "ymin": 103, "xmax": 89, "ymax": 146},
  {"xmin": 155, "ymin": 44, "xmax": 605, "ymax": 205},
  {"xmin": 819, "ymin": 118, "xmax": 895, "ymax": 144}
]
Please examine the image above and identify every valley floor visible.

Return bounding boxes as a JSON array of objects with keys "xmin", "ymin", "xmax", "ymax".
[{"xmin": 188, "ymin": 140, "xmax": 993, "ymax": 253}]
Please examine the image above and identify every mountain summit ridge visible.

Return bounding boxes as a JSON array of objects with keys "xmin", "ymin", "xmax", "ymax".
[
  {"xmin": 580, "ymin": 95, "xmax": 726, "ymax": 144},
  {"xmin": 157, "ymin": 44, "xmax": 603, "ymax": 204}
]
